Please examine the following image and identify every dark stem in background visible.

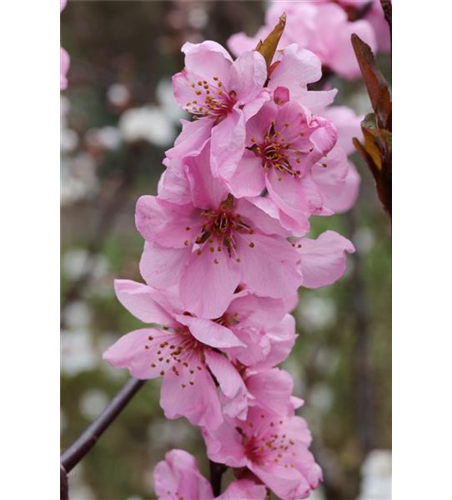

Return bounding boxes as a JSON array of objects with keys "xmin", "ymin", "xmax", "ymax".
[
  {"xmin": 209, "ymin": 460, "xmax": 227, "ymax": 497},
  {"xmin": 345, "ymin": 212, "xmax": 374, "ymax": 455},
  {"xmin": 60, "ymin": 377, "xmax": 146, "ymax": 498},
  {"xmin": 61, "ymin": 144, "xmax": 141, "ymax": 318}
]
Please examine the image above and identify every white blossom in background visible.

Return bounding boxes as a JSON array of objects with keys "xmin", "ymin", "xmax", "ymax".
[
  {"xmin": 86, "ymin": 126, "xmax": 122, "ymax": 151},
  {"xmin": 62, "ymin": 249, "xmax": 110, "ymax": 282},
  {"xmin": 156, "ymin": 78, "xmax": 187, "ymax": 124},
  {"xmin": 148, "ymin": 418, "xmax": 194, "ymax": 450},
  {"xmin": 309, "ymin": 383, "xmax": 334, "ymax": 415},
  {"xmin": 61, "ymin": 96, "xmax": 79, "ymax": 153},
  {"xmin": 61, "ymin": 153, "xmax": 99, "ymax": 206},
  {"xmin": 119, "ymin": 105, "xmax": 176, "ymax": 147},
  {"xmin": 107, "ymin": 83, "xmax": 131, "ymax": 107},
  {"xmin": 358, "ymin": 450, "xmax": 392, "ymax": 500},
  {"xmin": 61, "ymin": 410, "xmax": 67, "ymax": 433},
  {"xmin": 354, "ymin": 226, "xmax": 376, "ymax": 254},
  {"xmin": 79, "ymin": 389, "xmax": 109, "ymax": 420},
  {"xmin": 61, "ymin": 329, "xmax": 98, "ymax": 376},
  {"xmin": 63, "ymin": 301, "xmax": 92, "ymax": 329},
  {"xmin": 69, "ymin": 464, "xmax": 96, "ymax": 500},
  {"xmin": 298, "ymin": 295, "xmax": 337, "ymax": 331},
  {"xmin": 187, "ymin": 5, "xmax": 209, "ymax": 29}
]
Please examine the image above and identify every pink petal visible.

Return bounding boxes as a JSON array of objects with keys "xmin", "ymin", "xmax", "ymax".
[
  {"xmin": 265, "ymin": 168, "xmax": 311, "ymax": 235},
  {"xmin": 270, "ymin": 44, "xmax": 322, "ymax": 91},
  {"xmin": 236, "ymin": 197, "xmax": 290, "ymax": 238},
  {"xmin": 165, "ymin": 118, "xmax": 212, "ymax": 160},
  {"xmin": 249, "ymin": 463, "xmax": 311, "ymax": 500},
  {"xmin": 228, "ymin": 292, "xmax": 287, "ymax": 329},
  {"xmin": 154, "ymin": 449, "xmax": 214, "ymax": 500},
  {"xmin": 202, "ymin": 419, "xmax": 247, "ymax": 468},
  {"xmin": 228, "ymin": 50, "xmax": 267, "ymax": 104},
  {"xmin": 175, "ymin": 315, "xmax": 245, "ymax": 348},
  {"xmin": 205, "ymin": 350, "xmax": 248, "ymax": 419},
  {"xmin": 114, "ymin": 280, "xmax": 177, "ymax": 327},
  {"xmin": 329, "ymin": 19, "xmax": 377, "ymax": 79},
  {"xmin": 60, "ymin": 47, "xmax": 70, "ymax": 90},
  {"xmin": 185, "ymin": 142, "xmax": 229, "ymax": 209},
  {"xmin": 179, "ymin": 245, "xmax": 241, "ymax": 320},
  {"xmin": 295, "ymin": 88, "xmax": 338, "ymax": 114},
  {"xmin": 225, "ymin": 150, "xmax": 265, "ymax": 198},
  {"xmin": 103, "ymin": 327, "xmax": 171, "ymax": 379},
  {"xmin": 135, "ymin": 196, "xmax": 201, "ymax": 248},
  {"xmin": 182, "ymin": 40, "xmax": 233, "ymax": 81},
  {"xmin": 160, "ymin": 354, "xmax": 223, "ymax": 430},
  {"xmin": 237, "ymin": 232, "xmax": 302, "ymax": 299},
  {"xmin": 297, "ymin": 230, "xmax": 355, "ymax": 288},
  {"xmin": 246, "ymin": 368, "xmax": 297, "ymax": 417},
  {"xmin": 158, "ymin": 159, "xmax": 191, "ymax": 205},
  {"xmin": 217, "ymin": 479, "xmax": 267, "ymax": 500},
  {"xmin": 323, "ymin": 160, "xmax": 361, "ymax": 213},
  {"xmin": 255, "ymin": 314, "xmax": 297, "ymax": 369},
  {"xmin": 140, "ymin": 242, "xmax": 189, "ymax": 290},
  {"xmin": 325, "ymin": 106, "xmax": 363, "ymax": 156},
  {"xmin": 210, "ymin": 109, "xmax": 246, "ymax": 179}
]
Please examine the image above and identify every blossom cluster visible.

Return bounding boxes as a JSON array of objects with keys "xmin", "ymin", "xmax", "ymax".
[
  {"xmin": 229, "ymin": 0, "xmax": 390, "ymax": 80},
  {"xmin": 104, "ymin": 20, "xmax": 357, "ymax": 499}
]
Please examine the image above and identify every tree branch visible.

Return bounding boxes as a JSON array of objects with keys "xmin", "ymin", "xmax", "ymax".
[
  {"xmin": 61, "ymin": 377, "xmax": 146, "ymax": 474},
  {"xmin": 209, "ymin": 460, "xmax": 227, "ymax": 497}
]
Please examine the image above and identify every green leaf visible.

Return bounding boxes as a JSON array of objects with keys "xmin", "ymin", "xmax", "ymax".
[{"xmin": 256, "ymin": 13, "xmax": 286, "ymax": 70}]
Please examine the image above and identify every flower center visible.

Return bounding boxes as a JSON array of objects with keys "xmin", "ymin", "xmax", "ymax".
[
  {"xmin": 250, "ymin": 121, "xmax": 305, "ymax": 179},
  {"xmin": 195, "ymin": 195, "xmax": 253, "ymax": 257},
  {"xmin": 185, "ymin": 76, "xmax": 237, "ymax": 122},
  {"xmin": 238, "ymin": 417, "xmax": 299, "ymax": 468}
]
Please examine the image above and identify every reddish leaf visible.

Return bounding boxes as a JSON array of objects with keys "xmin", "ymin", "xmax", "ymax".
[{"xmin": 351, "ymin": 33, "xmax": 391, "ymax": 130}]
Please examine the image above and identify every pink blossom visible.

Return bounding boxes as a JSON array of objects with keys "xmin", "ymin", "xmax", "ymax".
[
  {"xmin": 103, "ymin": 280, "xmax": 249, "ymax": 430},
  {"xmin": 310, "ymin": 106, "xmax": 362, "ymax": 213},
  {"xmin": 154, "ymin": 449, "xmax": 267, "ymax": 500},
  {"xmin": 203, "ymin": 408, "xmax": 322, "ymax": 500},
  {"xmin": 338, "ymin": 0, "xmax": 391, "ymax": 51},
  {"xmin": 60, "ymin": 0, "xmax": 69, "ymax": 90},
  {"xmin": 325, "ymin": 106, "xmax": 362, "ymax": 156},
  {"xmin": 60, "ymin": 47, "xmax": 70, "ymax": 90},
  {"xmin": 296, "ymin": 230, "xmax": 355, "ymax": 288},
  {"xmin": 171, "ymin": 41, "xmax": 269, "ymax": 177},
  {"xmin": 244, "ymin": 367, "xmax": 303, "ymax": 417},
  {"xmin": 136, "ymin": 143, "xmax": 303, "ymax": 319},
  {"xmin": 224, "ymin": 297, "xmax": 297, "ymax": 368},
  {"xmin": 216, "ymin": 479, "xmax": 267, "ymax": 500},
  {"xmin": 154, "ymin": 449, "xmax": 213, "ymax": 500},
  {"xmin": 266, "ymin": 44, "xmax": 338, "ymax": 113},
  {"xmin": 228, "ymin": 1, "xmax": 377, "ymax": 80},
  {"xmin": 218, "ymin": 96, "xmax": 337, "ymax": 235}
]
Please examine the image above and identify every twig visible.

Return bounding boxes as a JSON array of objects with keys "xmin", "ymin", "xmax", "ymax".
[
  {"xmin": 209, "ymin": 460, "xmax": 227, "ymax": 497},
  {"xmin": 61, "ymin": 144, "xmax": 141, "ymax": 316},
  {"xmin": 345, "ymin": 212, "xmax": 374, "ymax": 455},
  {"xmin": 61, "ymin": 377, "xmax": 146, "ymax": 474}
]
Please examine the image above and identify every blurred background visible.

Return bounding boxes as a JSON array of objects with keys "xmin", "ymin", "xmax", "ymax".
[{"xmin": 61, "ymin": 2, "xmax": 391, "ymax": 499}]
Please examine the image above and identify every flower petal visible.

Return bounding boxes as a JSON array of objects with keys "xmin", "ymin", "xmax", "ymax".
[
  {"xmin": 175, "ymin": 315, "xmax": 245, "ymax": 348},
  {"xmin": 297, "ymin": 230, "xmax": 355, "ymax": 288},
  {"xmin": 114, "ymin": 280, "xmax": 177, "ymax": 326},
  {"xmin": 180, "ymin": 245, "xmax": 241, "ymax": 319}
]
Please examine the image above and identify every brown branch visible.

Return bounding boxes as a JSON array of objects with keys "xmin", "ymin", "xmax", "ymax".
[
  {"xmin": 345, "ymin": 212, "xmax": 374, "ymax": 455},
  {"xmin": 209, "ymin": 460, "xmax": 227, "ymax": 497},
  {"xmin": 61, "ymin": 378, "xmax": 146, "ymax": 475}
]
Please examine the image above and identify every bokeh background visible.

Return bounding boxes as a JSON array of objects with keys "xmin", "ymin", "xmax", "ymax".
[{"xmin": 61, "ymin": 2, "xmax": 391, "ymax": 499}]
